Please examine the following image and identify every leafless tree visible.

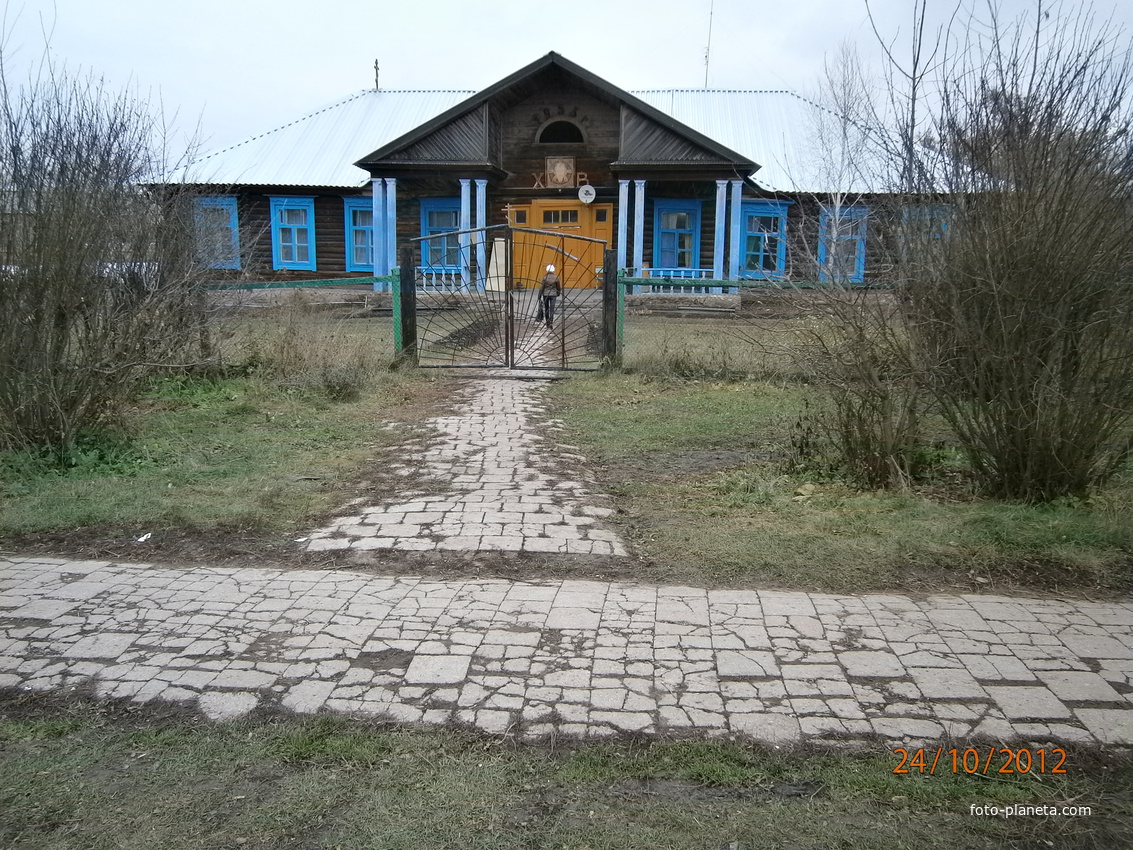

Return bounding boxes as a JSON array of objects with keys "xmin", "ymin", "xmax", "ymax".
[
  {"xmin": 0, "ymin": 51, "xmax": 218, "ymax": 457},
  {"xmin": 895, "ymin": 2, "xmax": 1133, "ymax": 500},
  {"xmin": 799, "ymin": 2, "xmax": 1133, "ymax": 501},
  {"xmin": 786, "ymin": 42, "xmax": 926, "ymax": 489}
]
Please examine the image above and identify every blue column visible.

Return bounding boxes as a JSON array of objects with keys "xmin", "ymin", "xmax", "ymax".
[
  {"xmin": 384, "ymin": 178, "xmax": 398, "ymax": 276},
  {"xmin": 728, "ymin": 179, "xmax": 743, "ymax": 281},
  {"xmin": 616, "ymin": 179, "xmax": 629, "ymax": 273},
  {"xmin": 474, "ymin": 178, "xmax": 487, "ymax": 292},
  {"xmin": 632, "ymin": 179, "xmax": 646, "ymax": 277},
  {"xmin": 714, "ymin": 179, "xmax": 727, "ymax": 280},
  {"xmin": 459, "ymin": 178, "xmax": 471, "ymax": 289},
  {"xmin": 371, "ymin": 178, "xmax": 386, "ymax": 283}
]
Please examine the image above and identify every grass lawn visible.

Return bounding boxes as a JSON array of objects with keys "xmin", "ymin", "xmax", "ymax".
[
  {"xmin": 547, "ymin": 372, "xmax": 1133, "ymax": 595},
  {"xmin": 0, "ymin": 305, "xmax": 456, "ymax": 559},
  {"xmin": 2, "ymin": 694, "xmax": 1129, "ymax": 850},
  {"xmin": 0, "ymin": 370, "xmax": 444, "ymax": 539}
]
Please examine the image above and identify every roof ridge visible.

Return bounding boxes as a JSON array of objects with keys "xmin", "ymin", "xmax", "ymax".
[
  {"xmin": 195, "ymin": 90, "xmax": 375, "ymax": 162},
  {"xmin": 194, "ymin": 89, "xmax": 473, "ymax": 163},
  {"xmin": 630, "ymin": 88, "xmax": 797, "ymax": 94}
]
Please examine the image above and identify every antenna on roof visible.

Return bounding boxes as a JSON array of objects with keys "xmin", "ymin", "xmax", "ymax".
[
  {"xmin": 703, "ymin": 0, "xmax": 714, "ymax": 88},
  {"xmin": 374, "ymin": 59, "xmax": 380, "ymax": 91}
]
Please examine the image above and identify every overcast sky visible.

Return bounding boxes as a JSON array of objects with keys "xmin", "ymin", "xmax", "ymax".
[{"xmin": 2, "ymin": 0, "xmax": 1131, "ymax": 155}]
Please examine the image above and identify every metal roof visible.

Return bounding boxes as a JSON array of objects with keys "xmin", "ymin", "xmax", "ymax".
[
  {"xmin": 183, "ymin": 84, "xmax": 882, "ymax": 193},
  {"xmin": 633, "ymin": 89, "xmax": 830, "ymax": 193},
  {"xmin": 182, "ymin": 90, "xmax": 475, "ymax": 187}
]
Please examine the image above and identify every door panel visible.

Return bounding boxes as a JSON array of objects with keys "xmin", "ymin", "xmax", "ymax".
[{"xmin": 509, "ymin": 200, "xmax": 612, "ymax": 289}]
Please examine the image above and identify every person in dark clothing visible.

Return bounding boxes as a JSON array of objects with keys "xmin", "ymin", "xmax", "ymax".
[{"xmin": 539, "ymin": 263, "xmax": 561, "ymax": 329}]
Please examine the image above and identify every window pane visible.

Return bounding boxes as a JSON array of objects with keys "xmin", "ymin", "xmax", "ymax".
[
  {"xmin": 198, "ymin": 207, "xmax": 236, "ymax": 266},
  {"xmin": 832, "ymin": 240, "xmax": 857, "ymax": 274},
  {"xmin": 200, "ymin": 208, "xmax": 228, "ymax": 228},
  {"xmin": 295, "ymin": 244, "xmax": 309, "ymax": 263},
  {"xmin": 675, "ymin": 231, "xmax": 693, "ymax": 267},
  {"xmin": 749, "ymin": 215, "xmax": 776, "ymax": 234},
  {"xmin": 660, "ymin": 231, "xmax": 677, "ymax": 267},
  {"xmin": 353, "ymin": 230, "xmax": 370, "ymax": 265},
  {"xmin": 428, "ymin": 210, "xmax": 458, "ymax": 229},
  {"xmin": 745, "ymin": 235, "xmax": 763, "ymax": 270},
  {"xmin": 353, "ymin": 209, "xmax": 372, "ymax": 227},
  {"xmin": 661, "ymin": 211, "xmax": 690, "ymax": 230},
  {"xmin": 762, "ymin": 237, "xmax": 778, "ymax": 269},
  {"xmin": 282, "ymin": 208, "xmax": 307, "ymax": 225}
]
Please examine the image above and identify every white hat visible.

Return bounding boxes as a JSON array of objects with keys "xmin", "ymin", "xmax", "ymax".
[{"xmin": 546, "ymin": 264, "xmax": 555, "ymax": 272}]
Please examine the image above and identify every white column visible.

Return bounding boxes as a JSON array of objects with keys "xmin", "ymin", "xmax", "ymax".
[
  {"xmin": 474, "ymin": 178, "xmax": 487, "ymax": 291},
  {"xmin": 616, "ymin": 179, "xmax": 630, "ymax": 273},
  {"xmin": 632, "ymin": 179, "xmax": 646, "ymax": 277},
  {"xmin": 459, "ymin": 178, "xmax": 471, "ymax": 289},
  {"xmin": 371, "ymin": 178, "xmax": 386, "ymax": 280},
  {"xmin": 728, "ymin": 179, "xmax": 743, "ymax": 281},
  {"xmin": 384, "ymin": 178, "xmax": 397, "ymax": 274},
  {"xmin": 713, "ymin": 179, "xmax": 728, "ymax": 280}
]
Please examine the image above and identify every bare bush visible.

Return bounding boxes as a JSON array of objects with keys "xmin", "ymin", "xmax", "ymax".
[
  {"xmin": 801, "ymin": 3, "xmax": 1133, "ymax": 501},
  {"xmin": 797, "ymin": 287, "xmax": 923, "ymax": 489},
  {"xmin": 789, "ymin": 44, "xmax": 926, "ymax": 489},
  {"xmin": 0, "ymin": 59, "xmax": 214, "ymax": 456},
  {"xmin": 900, "ymin": 5, "xmax": 1133, "ymax": 500}
]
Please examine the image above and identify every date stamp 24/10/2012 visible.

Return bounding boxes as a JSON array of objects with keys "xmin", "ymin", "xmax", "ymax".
[{"xmin": 892, "ymin": 746, "xmax": 1068, "ymax": 775}]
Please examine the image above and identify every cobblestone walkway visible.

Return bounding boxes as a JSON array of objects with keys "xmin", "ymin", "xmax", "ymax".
[
  {"xmin": 2, "ymin": 555, "xmax": 1131, "ymax": 746},
  {"xmin": 302, "ymin": 375, "xmax": 626, "ymax": 556}
]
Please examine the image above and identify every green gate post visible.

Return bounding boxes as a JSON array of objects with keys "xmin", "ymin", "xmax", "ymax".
[
  {"xmin": 601, "ymin": 249, "xmax": 620, "ymax": 368},
  {"xmin": 396, "ymin": 244, "xmax": 418, "ymax": 366}
]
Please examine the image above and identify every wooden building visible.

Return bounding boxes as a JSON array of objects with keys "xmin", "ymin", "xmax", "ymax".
[{"xmin": 187, "ymin": 53, "xmax": 879, "ymax": 289}]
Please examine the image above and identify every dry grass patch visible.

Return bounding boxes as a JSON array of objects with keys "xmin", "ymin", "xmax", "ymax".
[{"xmin": 549, "ymin": 372, "xmax": 1133, "ymax": 595}]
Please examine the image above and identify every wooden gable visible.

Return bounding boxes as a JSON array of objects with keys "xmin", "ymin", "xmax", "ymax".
[
  {"xmin": 364, "ymin": 104, "xmax": 502, "ymax": 175},
  {"xmin": 356, "ymin": 53, "xmax": 757, "ymax": 181},
  {"xmin": 618, "ymin": 108, "xmax": 732, "ymax": 165}
]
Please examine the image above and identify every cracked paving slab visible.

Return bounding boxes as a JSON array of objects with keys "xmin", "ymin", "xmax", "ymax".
[
  {"xmin": 302, "ymin": 375, "xmax": 627, "ymax": 557},
  {"xmin": 2, "ymin": 555, "xmax": 1131, "ymax": 746}
]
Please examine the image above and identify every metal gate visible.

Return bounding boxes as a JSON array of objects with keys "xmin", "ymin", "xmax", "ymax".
[{"xmin": 393, "ymin": 225, "xmax": 616, "ymax": 370}]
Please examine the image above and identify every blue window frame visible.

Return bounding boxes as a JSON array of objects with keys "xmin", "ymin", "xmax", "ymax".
[
  {"xmin": 818, "ymin": 205, "xmax": 868, "ymax": 283},
  {"xmin": 419, "ymin": 198, "xmax": 461, "ymax": 271},
  {"xmin": 741, "ymin": 200, "xmax": 792, "ymax": 280},
  {"xmin": 903, "ymin": 204, "xmax": 952, "ymax": 239},
  {"xmin": 343, "ymin": 197, "xmax": 374, "ymax": 272},
  {"xmin": 269, "ymin": 196, "xmax": 316, "ymax": 271},
  {"xmin": 652, "ymin": 199, "xmax": 701, "ymax": 273},
  {"xmin": 194, "ymin": 196, "xmax": 240, "ymax": 269}
]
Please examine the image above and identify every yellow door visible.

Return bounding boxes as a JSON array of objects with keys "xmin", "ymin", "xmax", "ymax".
[{"xmin": 508, "ymin": 200, "xmax": 613, "ymax": 289}]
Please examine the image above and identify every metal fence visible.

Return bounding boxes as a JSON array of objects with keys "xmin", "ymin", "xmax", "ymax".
[{"xmin": 392, "ymin": 228, "xmax": 618, "ymax": 370}]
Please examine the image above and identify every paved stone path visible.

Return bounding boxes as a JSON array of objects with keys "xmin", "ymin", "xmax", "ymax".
[
  {"xmin": 302, "ymin": 375, "xmax": 627, "ymax": 556},
  {"xmin": 2, "ymin": 373, "xmax": 1131, "ymax": 746},
  {"xmin": 2, "ymin": 555, "xmax": 1131, "ymax": 745}
]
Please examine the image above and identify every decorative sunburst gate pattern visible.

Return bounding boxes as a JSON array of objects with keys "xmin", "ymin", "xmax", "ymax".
[{"xmin": 394, "ymin": 225, "xmax": 615, "ymax": 370}]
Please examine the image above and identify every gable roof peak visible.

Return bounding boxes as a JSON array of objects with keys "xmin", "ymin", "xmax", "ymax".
[{"xmin": 355, "ymin": 51, "xmax": 756, "ymax": 171}]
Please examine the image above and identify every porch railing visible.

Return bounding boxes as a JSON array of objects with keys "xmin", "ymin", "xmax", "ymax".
[
  {"xmin": 416, "ymin": 267, "xmax": 467, "ymax": 292},
  {"xmin": 634, "ymin": 268, "xmax": 736, "ymax": 295}
]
